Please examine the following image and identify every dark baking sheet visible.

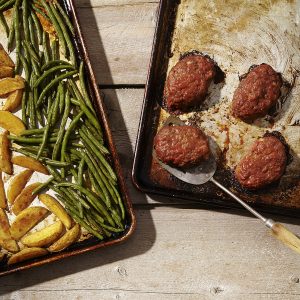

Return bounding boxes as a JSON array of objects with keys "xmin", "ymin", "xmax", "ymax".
[
  {"xmin": 0, "ymin": 0, "xmax": 136, "ymax": 277},
  {"xmin": 132, "ymin": 0, "xmax": 300, "ymax": 218}
]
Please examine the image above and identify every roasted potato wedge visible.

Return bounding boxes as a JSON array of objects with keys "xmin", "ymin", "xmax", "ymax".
[
  {"xmin": 0, "ymin": 209, "xmax": 19, "ymax": 253},
  {"xmin": 0, "ymin": 172, "xmax": 6, "ymax": 209},
  {"xmin": 39, "ymin": 194, "xmax": 72, "ymax": 229},
  {"xmin": 0, "ymin": 66, "xmax": 13, "ymax": 79},
  {"xmin": 48, "ymin": 224, "xmax": 81, "ymax": 252},
  {"xmin": 10, "ymin": 206, "xmax": 49, "ymax": 240},
  {"xmin": 8, "ymin": 247, "xmax": 48, "ymax": 265},
  {"xmin": 0, "ymin": 77, "xmax": 24, "ymax": 96},
  {"xmin": 0, "ymin": 46, "xmax": 15, "ymax": 68},
  {"xmin": 11, "ymin": 156, "xmax": 48, "ymax": 174},
  {"xmin": 21, "ymin": 221, "xmax": 64, "ymax": 247},
  {"xmin": 0, "ymin": 130, "xmax": 12, "ymax": 175},
  {"xmin": 11, "ymin": 182, "xmax": 42, "ymax": 215},
  {"xmin": 0, "ymin": 112, "xmax": 26, "ymax": 135},
  {"xmin": 7, "ymin": 169, "xmax": 34, "ymax": 204},
  {"xmin": 3, "ymin": 88, "xmax": 23, "ymax": 111}
]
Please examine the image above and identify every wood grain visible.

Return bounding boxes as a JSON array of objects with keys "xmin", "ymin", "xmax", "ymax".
[
  {"xmin": 0, "ymin": 207, "xmax": 300, "ymax": 299},
  {"xmin": 75, "ymin": 1, "xmax": 158, "ymax": 85}
]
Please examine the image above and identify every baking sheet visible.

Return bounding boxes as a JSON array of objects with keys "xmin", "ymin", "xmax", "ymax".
[
  {"xmin": 133, "ymin": 0, "xmax": 300, "ymax": 215},
  {"xmin": 0, "ymin": 0, "xmax": 135, "ymax": 277}
]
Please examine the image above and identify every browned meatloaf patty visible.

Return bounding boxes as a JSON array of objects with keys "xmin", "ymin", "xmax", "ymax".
[
  {"xmin": 232, "ymin": 64, "xmax": 282, "ymax": 121},
  {"xmin": 164, "ymin": 54, "xmax": 216, "ymax": 114},
  {"xmin": 154, "ymin": 125, "xmax": 210, "ymax": 168},
  {"xmin": 235, "ymin": 136, "xmax": 287, "ymax": 189}
]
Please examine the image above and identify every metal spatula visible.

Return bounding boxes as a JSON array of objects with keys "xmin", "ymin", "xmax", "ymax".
[{"xmin": 155, "ymin": 116, "xmax": 300, "ymax": 255}]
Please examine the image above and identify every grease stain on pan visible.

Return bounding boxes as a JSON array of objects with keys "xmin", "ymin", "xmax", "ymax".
[{"xmin": 155, "ymin": 0, "xmax": 300, "ymax": 207}]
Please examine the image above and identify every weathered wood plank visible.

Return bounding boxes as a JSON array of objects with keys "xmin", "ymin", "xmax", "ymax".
[
  {"xmin": 75, "ymin": 2, "xmax": 158, "ymax": 85},
  {"xmin": 0, "ymin": 207, "xmax": 300, "ymax": 299},
  {"xmin": 76, "ymin": 0, "xmax": 159, "ymax": 7}
]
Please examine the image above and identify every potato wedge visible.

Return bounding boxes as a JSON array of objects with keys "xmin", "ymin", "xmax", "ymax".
[
  {"xmin": 39, "ymin": 194, "xmax": 72, "ymax": 229},
  {"xmin": 7, "ymin": 169, "xmax": 34, "ymax": 204},
  {"xmin": 0, "ymin": 131, "xmax": 12, "ymax": 175},
  {"xmin": 11, "ymin": 182, "xmax": 42, "ymax": 215},
  {"xmin": 0, "ymin": 66, "xmax": 13, "ymax": 79},
  {"xmin": 0, "ymin": 112, "xmax": 26, "ymax": 135},
  {"xmin": 10, "ymin": 206, "xmax": 49, "ymax": 240},
  {"xmin": 0, "ymin": 209, "xmax": 19, "ymax": 253},
  {"xmin": 0, "ymin": 172, "xmax": 6, "ymax": 209},
  {"xmin": 3, "ymin": 88, "xmax": 23, "ymax": 111},
  {"xmin": 0, "ymin": 47, "xmax": 15, "ymax": 68},
  {"xmin": 11, "ymin": 156, "xmax": 48, "ymax": 175},
  {"xmin": 21, "ymin": 221, "xmax": 64, "ymax": 247},
  {"xmin": 48, "ymin": 224, "xmax": 81, "ymax": 252},
  {"xmin": 8, "ymin": 247, "xmax": 48, "ymax": 265},
  {"xmin": 0, "ymin": 77, "xmax": 24, "ymax": 96}
]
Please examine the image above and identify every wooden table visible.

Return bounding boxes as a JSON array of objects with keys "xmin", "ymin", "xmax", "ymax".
[{"xmin": 1, "ymin": 1, "xmax": 300, "ymax": 299}]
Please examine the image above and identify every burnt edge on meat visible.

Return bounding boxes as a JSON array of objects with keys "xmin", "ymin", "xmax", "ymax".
[{"xmin": 162, "ymin": 51, "xmax": 225, "ymax": 114}]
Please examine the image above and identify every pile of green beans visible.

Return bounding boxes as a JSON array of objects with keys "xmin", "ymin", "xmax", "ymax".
[{"xmin": 1, "ymin": 1, "xmax": 126, "ymax": 239}]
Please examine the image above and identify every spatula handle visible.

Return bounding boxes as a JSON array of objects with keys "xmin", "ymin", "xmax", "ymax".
[{"xmin": 271, "ymin": 223, "xmax": 300, "ymax": 255}]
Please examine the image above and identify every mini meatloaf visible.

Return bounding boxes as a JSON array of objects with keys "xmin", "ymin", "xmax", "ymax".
[
  {"xmin": 164, "ymin": 54, "xmax": 216, "ymax": 114},
  {"xmin": 154, "ymin": 125, "xmax": 210, "ymax": 168},
  {"xmin": 232, "ymin": 64, "xmax": 282, "ymax": 121},
  {"xmin": 235, "ymin": 136, "xmax": 287, "ymax": 189}
]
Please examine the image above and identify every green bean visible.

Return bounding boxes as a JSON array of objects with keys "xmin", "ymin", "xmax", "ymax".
[
  {"xmin": 28, "ymin": 14, "xmax": 38, "ymax": 52},
  {"xmin": 81, "ymin": 124, "xmax": 107, "ymax": 154},
  {"xmin": 71, "ymin": 98, "xmax": 101, "ymax": 132},
  {"xmin": 60, "ymin": 111, "xmax": 83, "ymax": 162},
  {"xmin": 19, "ymin": 55, "xmax": 30, "ymax": 82},
  {"xmin": 32, "ymin": 177, "xmax": 54, "ymax": 195},
  {"xmin": 21, "ymin": 88, "xmax": 28, "ymax": 126},
  {"xmin": 21, "ymin": 128, "xmax": 54, "ymax": 136},
  {"xmin": 87, "ymin": 168, "xmax": 105, "ymax": 200},
  {"xmin": 68, "ymin": 79, "xmax": 95, "ymax": 114},
  {"xmin": 31, "ymin": 9, "xmax": 42, "ymax": 45},
  {"xmin": 47, "ymin": 166, "xmax": 62, "ymax": 181},
  {"xmin": 33, "ymin": 65, "xmax": 75, "ymax": 88},
  {"xmin": 79, "ymin": 62, "xmax": 95, "ymax": 111},
  {"xmin": 8, "ymin": 135, "xmax": 57, "ymax": 144},
  {"xmin": 41, "ymin": 31, "xmax": 51, "ymax": 64},
  {"xmin": 59, "ymin": 82, "xmax": 65, "ymax": 114},
  {"xmin": 0, "ymin": 12, "xmax": 9, "ymax": 37},
  {"xmin": 57, "ymin": 182, "xmax": 115, "ymax": 227},
  {"xmin": 50, "ymin": 84, "xmax": 62, "ymax": 126},
  {"xmin": 14, "ymin": 0, "xmax": 21, "ymax": 72},
  {"xmin": 37, "ymin": 70, "xmax": 77, "ymax": 106},
  {"xmin": 0, "ymin": 0, "xmax": 15, "ymax": 12},
  {"xmin": 51, "ymin": 39, "xmax": 58, "ymax": 61},
  {"xmin": 50, "ymin": 2, "xmax": 76, "ymax": 65},
  {"xmin": 55, "ymin": 2, "xmax": 75, "ymax": 35},
  {"xmin": 52, "ymin": 90, "xmax": 70, "ymax": 160},
  {"xmin": 84, "ymin": 152, "xmax": 111, "ymax": 208},
  {"xmin": 67, "ymin": 209, "xmax": 104, "ymax": 240},
  {"xmin": 84, "ymin": 120, "xmax": 103, "ymax": 141},
  {"xmin": 7, "ymin": 19, "xmax": 15, "ymax": 51},
  {"xmin": 80, "ymin": 131, "xmax": 114, "ymax": 185},
  {"xmin": 42, "ymin": 60, "xmax": 72, "ymax": 71},
  {"xmin": 37, "ymin": 122, "xmax": 50, "ymax": 159},
  {"xmin": 40, "ymin": 0, "xmax": 67, "ymax": 57},
  {"xmin": 31, "ymin": 4, "xmax": 50, "ymax": 21},
  {"xmin": 23, "ymin": 40, "xmax": 39, "ymax": 63},
  {"xmin": 78, "ymin": 157, "xmax": 85, "ymax": 186},
  {"xmin": 80, "ymin": 128, "xmax": 115, "ymax": 180},
  {"xmin": 22, "ymin": 0, "xmax": 30, "ymax": 42}
]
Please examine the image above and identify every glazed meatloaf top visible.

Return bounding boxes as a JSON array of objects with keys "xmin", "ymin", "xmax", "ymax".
[
  {"xmin": 232, "ymin": 64, "xmax": 282, "ymax": 121},
  {"xmin": 154, "ymin": 125, "xmax": 210, "ymax": 168},
  {"xmin": 164, "ymin": 54, "xmax": 216, "ymax": 114},
  {"xmin": 235, "ymin": 135, "xmax": 287, "ymax": 189}
]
